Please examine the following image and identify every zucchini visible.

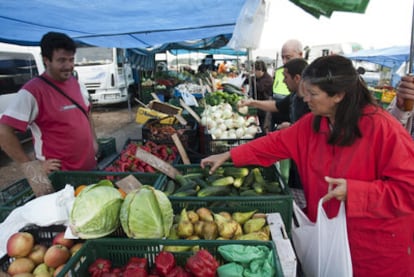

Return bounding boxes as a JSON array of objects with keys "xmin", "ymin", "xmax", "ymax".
[
  {"xmin": 233, "ymin": 177, "xmax": 245, "ymax": 188},
  {"xmin": 164, "ymin": 180, "xmax": 176, "ymax": 195},
  {"xmin": 264, "ymin": 181, "xmax": 282, "ymax": 193},
  {"xmin": 211, "ymin": 176, "xmax": 234, "ymax": 187},
  {"xmin": 240, "ymin": 189, "xmax": 261, "ymax": 196},
  {"xmin": 175, "ymin": 174, "xmax": 190, "ymax": 187},
  {"xmin": 252, "ymin": 182, "xmax": 265, "ymax": 194},
  {"xmin": 242, "ymin": 169, "xmax": 255, "ymax": 187},
  {"xmin": 224, "ymin": 167, "xmax": 249, "ymax": 178},
  {"xmin": 174, "ymin": 182, "xmax": 198, "ymax": 194},
  {"xmin": 197, "ymin": 186, "xmax": 231, "ymax": 197},
  {"xmin": 182, "ymin": 172, "xmax": 204, "ymax": 179},
  {"xmin": 252, "ymin": 168, "xmax": 265, "ymax": 184},
  {"xmin": 172, "ymin": 189, "xmax": 198, "ymax": 197}
]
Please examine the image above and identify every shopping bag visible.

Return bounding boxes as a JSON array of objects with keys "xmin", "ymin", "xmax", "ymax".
[{"xmin": 291, "ymin": 199, "xmax": 352, "ymax": 277}]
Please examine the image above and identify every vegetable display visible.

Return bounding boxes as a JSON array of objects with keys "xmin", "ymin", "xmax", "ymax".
[
  {"xmin": 162, "ymin": 166, "xmax": 282, "ymax": 197},
  {"xmin": 200, "ymin": 103, "xmax": 259, "ymax": 140},
  {"xmin": 69, "ymin": 180, "xmax": 124, "ymax": 239},
  {"xmin": 120, "ymin": 186, "xmax": 173, "ymax": 239},
  {"xmin": 105, "ymin": 141, "xmax": 178, "ymax": 174}
]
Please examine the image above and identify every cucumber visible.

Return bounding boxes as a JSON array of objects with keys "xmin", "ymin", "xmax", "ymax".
[
  {"xmin": 252, "ymin": 168, "xmax": 266, "ymax": 184},
  {"xmin": 164, "ymin": 180, "xmax": 176, "ymax": 195},
  {"xmin": 211, "ymin": 176, "xmax": 234, "ymax": 187},
  {"xmin": 172, "ymin": 189, "xmax": 198, "ymax": 197},
  {"xmin": 197, "ymin": 186, "xmax": 231, "ymax": 197},
  {"xmin": 224, "ymin": 167, "xmax": 249, "ymax": 178}
]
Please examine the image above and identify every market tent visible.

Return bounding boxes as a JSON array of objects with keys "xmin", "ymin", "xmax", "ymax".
[
  {"xmin": 0, "ymin": 0, "xmax": 248, "ymax": 48},
  {"xmin": 346, "ymin": 46, "xmax": 410, "ymax": 69}
]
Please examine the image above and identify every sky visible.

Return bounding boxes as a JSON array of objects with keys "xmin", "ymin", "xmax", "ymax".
[{"xmin": 254, "ymin": 0, "xmax": 413, "ymax": 57}]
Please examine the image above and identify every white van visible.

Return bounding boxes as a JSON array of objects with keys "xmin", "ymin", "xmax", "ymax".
[
  {"xmin": 0, "ymin": 43, "xmax": 44, "ymax": 144},
  {"xmin": 0, "ymin": 42, "xmax": 44, "ymax": 116},
  {"xmin": 74, "ymin": 47, "xmax": 138, "ymax": 105}
]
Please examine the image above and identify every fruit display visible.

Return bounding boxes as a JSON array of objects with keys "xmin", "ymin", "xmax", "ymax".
[
  {"xmin": 4, "ymin": 230, "xmax": 83, "ymax": 276},
  {"xmin": 167, "ymin": 207, "xmax": 270, "ymax": 243},
  {"xmin": 161, "ymin": 166, "xmax": 282, "ymax": 197}
]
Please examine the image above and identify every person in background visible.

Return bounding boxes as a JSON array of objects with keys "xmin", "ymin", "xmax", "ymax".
[
  {"xmin": 272, "ymin": 39, "xmax": 303, "ymax": 125},
  {"xmin": 0, "ymin": 32, "xmax": 98, "ymax": 195},
  {"xmin": 387, "ymin": 74, "xmax": 414, "ymax": 137},
  {"xmin": 239, "ymin": 58, "xmax": 309, "ymax": 208},
  {"xmin": 246, "ymin": 60, "xmax": 274, "ymax": 132},
  {"xmin": 218, "ymin": 60, "xmax": 228, "ymax": 74},
  {"xmin": 201, "ymin": 55, "xmax": 414, "ymax": 276}
]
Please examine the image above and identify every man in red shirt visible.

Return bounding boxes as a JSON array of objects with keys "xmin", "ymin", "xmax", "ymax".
[{"xmin": 0, "ymin": 32, "xmax": 98, "ymax": 195}]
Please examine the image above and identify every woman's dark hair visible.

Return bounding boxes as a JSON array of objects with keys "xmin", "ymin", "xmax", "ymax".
[
  {"xmin": 40, "ymin": 32, "xmax": 76, "ymax": 60},
  {"xmin": 301, "ymin": 55, "xmax": 378, "ymax": 146},
  {"xmin": 255, "ymin": 60, "xmax": 267, "ymax": 72}
]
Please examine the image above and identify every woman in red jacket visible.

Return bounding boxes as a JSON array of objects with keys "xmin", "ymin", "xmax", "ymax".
[{"xmin": 201, "ymin": 55, "xmax": 414, "ymax": 276}]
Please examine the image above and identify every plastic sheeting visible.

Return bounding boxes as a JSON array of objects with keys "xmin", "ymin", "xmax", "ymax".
[
  {"xmin": 346, "ymin": 45, "xmax": 409, "ymax": 69},
  {"xmin": 0, "ymin": 0, "xmax": 248, "ymax": 48}
]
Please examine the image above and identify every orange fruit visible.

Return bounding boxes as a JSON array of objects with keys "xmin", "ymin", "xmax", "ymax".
[
  {"xmin": 74, "ymin": 185, "xmax": 87, "ymax": 196},
  {"xmin": 118, "ymin": 188, "xmax": 127, "ymax": 198}
]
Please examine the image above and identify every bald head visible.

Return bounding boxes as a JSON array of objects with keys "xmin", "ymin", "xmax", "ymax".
[{"xmin": 281, "ymin": 39, "xmax": 303, "ymax": 64}]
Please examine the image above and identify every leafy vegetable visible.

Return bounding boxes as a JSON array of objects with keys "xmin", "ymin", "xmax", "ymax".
[
  {"xmin": 69, "ymin": 180, "xmax": 124, "ymax": 239},
  {"xmin": 120, "ymin": 186, "xmax": 173, "ymax": 238}
]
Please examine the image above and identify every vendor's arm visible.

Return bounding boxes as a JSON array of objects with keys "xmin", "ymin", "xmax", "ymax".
[
  {"xmin": 88, "ymin": 113, "xmax": 99, "ymax": 155},
  {"xmin": 0, "ymin": 123, "xmax": 31, "ymax": 163},
  {"xmin": 0, "ymin": 124, "xmax": 61, "ymax": 174},
  {"xmin": 238, "ymin": 99, "xmax": 278, "ymax": 112}
]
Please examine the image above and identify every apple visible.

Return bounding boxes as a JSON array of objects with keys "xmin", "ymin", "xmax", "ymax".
[
  {"xmin": 7, "ymin": 257, "xmax": 35, "ymax": 275},
  {"xmin": 43, "ymin": 245, "xmax": 70, "ymax": 268},
  {"xmin": 70, "ymin": 242, "xmax": 84, "ymax": 256},
  {"xmin": 53, "ymin": 264, "xmax": 66, "ymax": 277},
  {"xmin": 52, "ymin": 232, "xmax": 74, "ymax": 249},
  {"xmin": 28, "ymin": 244, "xmax": 48, "ymax": 265},
  {"xmin": 7, "ymin": 232, "xmax": 35, "ymax": 258}
]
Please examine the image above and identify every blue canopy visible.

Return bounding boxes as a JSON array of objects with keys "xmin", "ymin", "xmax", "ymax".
[
  {"xmin": 346, "ymin": 45, "xmax": 409, "ymax": 69},
  {"xmin": 0, "ymin": 0, "xmax": 247, "ymax": 48}
]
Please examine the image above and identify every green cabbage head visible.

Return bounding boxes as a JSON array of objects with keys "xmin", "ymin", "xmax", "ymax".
[
  {"xmin": 120, "ymin": 185, "xmax": 173, "ymax": 238},
  {"xmin": 70, "ymin": 180, "xmax": 123, "ymax": 239}
]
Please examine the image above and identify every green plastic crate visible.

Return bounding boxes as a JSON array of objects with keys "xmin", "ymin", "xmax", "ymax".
[
  {"xmin": 157, "ymin": 164, "xmax": 293, "ymax": 234},
  {"xmin": 97, "ymin": 137, "xmax": 117, "ymax": 158},
  {"xmin": 58, "ymin": 238, "xmax": 283, "ymax": 277},
  {"xmin": 0, "ymin": 171, "xmax": 162, "ymax": 222}
]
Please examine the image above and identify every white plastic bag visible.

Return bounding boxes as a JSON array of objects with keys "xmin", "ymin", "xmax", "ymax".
[
  {"xmin": 291, "ymin": 199, "xmax": 353, "ymax": 277},
  {"xmin": 227, "ymin": 0, "xmax": 268, "ymax": 50}
]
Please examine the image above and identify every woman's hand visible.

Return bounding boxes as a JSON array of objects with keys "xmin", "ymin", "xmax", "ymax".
[
  {"xmin": 200, "ymin": 152, "xmax": 231, "ymax": 174},
  {"xmin": 41, "ymin": 159, "xmax": 61, "ymax": 174},
  {"xmin": 322, "ymin": 176, "xmax": 347, "ymax": 203}
]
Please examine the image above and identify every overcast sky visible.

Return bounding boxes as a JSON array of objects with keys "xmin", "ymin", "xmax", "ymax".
[{"xmin": 255, "ymin": 0, "xmax": 413, "ymax": 57}]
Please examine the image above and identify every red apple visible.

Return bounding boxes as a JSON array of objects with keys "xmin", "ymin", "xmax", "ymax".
[
  {"xmin": 70, "ymin": 242, "xmax": 84, "ymax": 256},
  {"xmin": 52, "ymin": 232, "xmax": 74, "ymax": 249},
  {"xmin": 44, "ymin": 245, "xmax": 70, "ymax": 268},
  {"xmin": 7, "ymin": 257, "xmax": 35, "ymax": 275},
  {"xmin": 28, "ymin": 244, "xmax": 48, "ymax": 265},
  {"xmin": 53, "ymin": 263, "xmax": 66, "ymax": 277},
  {"xmin": 7, "ymin": 232, "xmax": 35, "ymax": 258}
]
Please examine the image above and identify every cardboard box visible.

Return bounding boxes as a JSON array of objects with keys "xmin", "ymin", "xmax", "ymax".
[{"xmin": 136, "ymin": 101, "xmax": 182, "ymax": 124}]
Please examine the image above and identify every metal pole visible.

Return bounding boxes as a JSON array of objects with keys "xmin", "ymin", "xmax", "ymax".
[{"xmin": 409, "ymin": 0, "xmax": 414, "ymax": 73}]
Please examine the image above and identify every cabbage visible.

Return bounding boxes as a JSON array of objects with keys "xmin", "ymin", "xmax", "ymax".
[
  {"xmin": 69, "ymin": 180, "xmax": 123, "ymax": 239},
  {"xmin": 120, "ymin": 185, "xmax": 173, "ymax": 238}
]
